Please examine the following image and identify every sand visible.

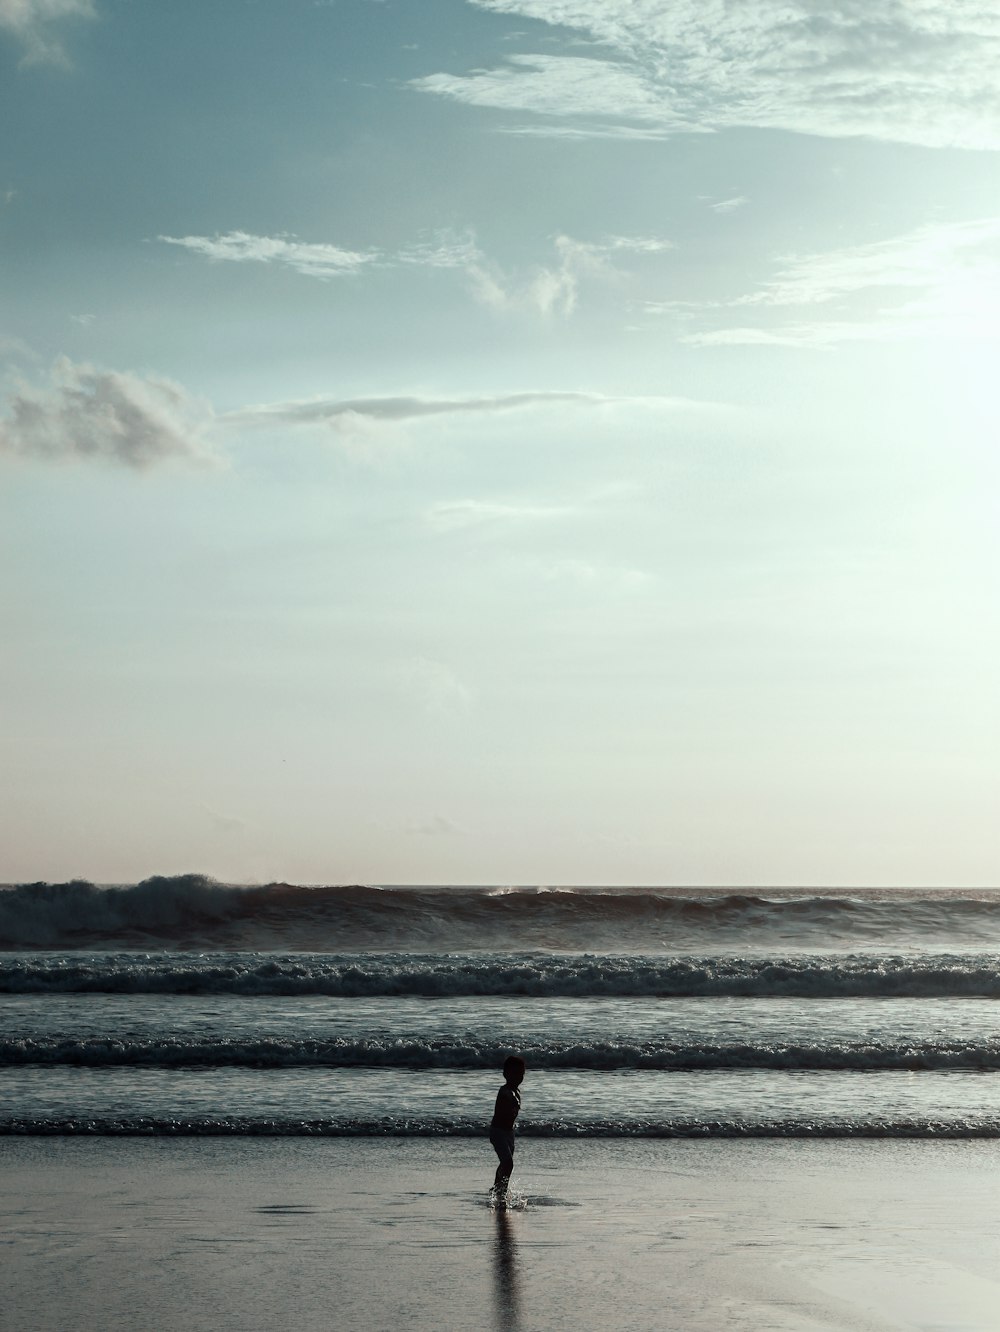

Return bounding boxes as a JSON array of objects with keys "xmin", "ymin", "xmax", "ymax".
[{"xmin": 4, "ymin": 1136, "xmax": 1000, "ymax": 1331}]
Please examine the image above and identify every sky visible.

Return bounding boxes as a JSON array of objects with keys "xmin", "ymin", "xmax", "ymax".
[{"xmin": 2, "ymin": 0, "xmax": 999, "ymax": 887}]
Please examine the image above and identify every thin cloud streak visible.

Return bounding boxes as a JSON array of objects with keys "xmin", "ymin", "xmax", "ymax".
[
  {"xmin": 687, "ymin": 216, "xmax": 1000, "ymax": 346},
  {"xmin": 711, "ymin": 196, "xmax": 748, "ymax": 214},
  {"xmin": 225, "ymin": 390, "xmax": 623, "ymax": 429},
  {"xmin": 424, "ymin": 498, "xmax": 578, "ymax": 531},
  {"xmin": 740, "ymin": 218, "xmax": 1000, "ymax": 307},
  {"xmin": 158, "ymin": 231, "xmax": 376, "ymax": 279},
  {"xmin": 496, "ymin": 122, "xmax": 678, "ymax": 141}
]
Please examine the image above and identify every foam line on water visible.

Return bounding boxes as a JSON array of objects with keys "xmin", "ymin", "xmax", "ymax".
[
  {"xmin": 6, "ymin": 1114, "xmax": 1000, "ymax": 1138},
  {"xmin": 5, "ymin": 951, "xmax": 1000, "ymax": 997},
  {"xmin": 6, "ymin": 1033, "xmax": 1000, "ymax": 1071}
]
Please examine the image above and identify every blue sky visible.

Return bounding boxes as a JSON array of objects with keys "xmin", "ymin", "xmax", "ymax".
[{"xmin": 2, "ymin": 0, "xmax": 999, "ymax": 885}]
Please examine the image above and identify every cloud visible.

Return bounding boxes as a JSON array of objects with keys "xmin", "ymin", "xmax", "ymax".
[
  {"xmin": 496, "ymin": 122, "xmax": 676, "ymax": 141},
  {"xmin": 158, "ymin": 227, "xmax": 673, "ymax": 317},
  {"xmin": 683, "ymin": 323, "xmax": 884, "ymax": 348},
  {"xmin": 396, "ymin": 230, "xmax": 483, "ymax": 270},
  {"xmin": 225, "ymin": 389, "xmax": 616, "ymax": 430},
  {"xmin": 710, "ymin": 196, "xmax": 748, "ymax": 214},
  {"xmin": 604, "ymin": 235, "xmax": 675, "ymax": 254},
  {"xmin": 739, "ymin": 218, "xmax": 1000, "ymax": 307},
  {"xmin": 465, "ymin": 232, "xmax": 673, "ymax": 316},
  {"xmin": 424, "ymin": 498, "xmax": 577, "ymax": 531},
  {"xmin": 158, "ymin": 230, "xmax": 376, "ymax": 279},
  {"xmin": 686, "ymin": 216, "xmax": 1000, "ymax": 346},
  {"xmin": 466, "ymin": 234, "xmax": 598, "ymax": 315},
  {"xmin": 0, "ymin": 358, "xmax": 214, "ymax": 467},
  {"xmin": 413, "ymin": 52, "xmax": 703, "ymax": 135},
  {"xmin": 414, "ymin": 1, "xmax": 1000, "ymax": 150},
  {"xmin": 0, "ymin": 0, "xmax": 95, "ymax": 65}
]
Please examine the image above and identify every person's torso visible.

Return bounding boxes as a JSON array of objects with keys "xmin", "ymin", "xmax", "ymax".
[{"xmin": 491, "ymin": 1085, "xmax": 521, "ymax": 1131}]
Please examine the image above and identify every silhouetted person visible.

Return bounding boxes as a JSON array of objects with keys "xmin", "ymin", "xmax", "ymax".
[{"xmin": 489, "ymin": 1054, "xmax": 525, "ymax": 1202}]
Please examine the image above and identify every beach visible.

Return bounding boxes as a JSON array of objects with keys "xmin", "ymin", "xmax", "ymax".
[
  {"xmin": 7, "ymin": 882, "xmax": 1000, "ymax": 1329},
  {"xmin": 6, "ymin": 1136, "xmax": 1000, "ymax": 1331}
]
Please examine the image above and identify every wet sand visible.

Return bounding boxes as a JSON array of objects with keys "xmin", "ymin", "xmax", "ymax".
[{"xmin": 4, "ymin": 1136, "xmax": 1000, "ymax": 1331}]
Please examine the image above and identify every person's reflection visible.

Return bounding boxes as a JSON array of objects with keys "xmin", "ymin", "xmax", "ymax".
[{"xmin": 491, "ymin": 1206, "xmax": 522, "ymax": 1332}]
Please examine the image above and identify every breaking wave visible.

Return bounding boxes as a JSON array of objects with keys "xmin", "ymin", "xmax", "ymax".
[
  {"xmin": 6, "ymin": 1114, "xmax": 1000, "ymax": 1138},
  {"xmin": 3, "ymin": 876, "xmax": 1000, "ymax": 951},
  {"xmin": 4, "ymin": 951, "xmax": 1000, "ymax": 997},
  {"xmin": 6, "ymin": 1034, "xmax": 1000, "ymax": 1072}
]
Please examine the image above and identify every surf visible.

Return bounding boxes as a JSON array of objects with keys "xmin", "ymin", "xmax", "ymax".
[
  {"xmin": 5, "ymin": 950, "xmax": 1000, "ymax": 997},
  {"xmin": 4, "ymin": 877, "xmax": 1000, "ymax": 950}
]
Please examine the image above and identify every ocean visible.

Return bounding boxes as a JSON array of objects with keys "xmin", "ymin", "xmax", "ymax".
[{"xmin": 4, "ymin": 876, "xmax": 1000, "ymax": 1139}]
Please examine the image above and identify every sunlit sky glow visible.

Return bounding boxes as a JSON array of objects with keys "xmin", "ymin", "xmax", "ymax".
[{"xmin": 2, "ymin": 0, "xmax": 999, "ymax": 886}]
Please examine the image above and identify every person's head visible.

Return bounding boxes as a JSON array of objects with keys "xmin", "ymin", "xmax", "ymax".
[{"xmin": 502, "ymin": 1055, "xmax": 526, "ymax": 1086}]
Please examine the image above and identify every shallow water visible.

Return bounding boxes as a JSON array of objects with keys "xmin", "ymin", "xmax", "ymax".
[{"xmin": 5, "ymin": 1137, "xmax": 1000, "ymax": 1331}]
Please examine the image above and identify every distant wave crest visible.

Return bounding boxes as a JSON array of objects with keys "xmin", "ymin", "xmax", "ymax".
[{"xmin": 4, "ymin": 876, "xmax": 1000, "ymax": 950}]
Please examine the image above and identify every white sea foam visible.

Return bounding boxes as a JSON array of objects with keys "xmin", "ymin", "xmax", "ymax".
[
  {"xmin": 3, "ymin": 1033, "xmax": 1000, "ymax": 1071},
  {"xmin": 4, "ymin": 1113, "xmax": 1000, "ymax": 1138},
  {"xmin": 3, "ymin": 951, "xmax": 1000, "ymax": 997}
]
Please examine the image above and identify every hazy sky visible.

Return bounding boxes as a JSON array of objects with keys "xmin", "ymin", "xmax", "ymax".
[{"xmin": 3, "ymin": 0, "xmax": 999, "ymax": 886}]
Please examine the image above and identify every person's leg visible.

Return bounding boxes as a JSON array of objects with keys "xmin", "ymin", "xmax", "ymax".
[
  {"xmin": 491, "ymin": 1133, "xmax": 515, "ymax": 1198},
  {"xmin": 493, "ymin": 1159, "xmax": 512, "ymax": 1196}
]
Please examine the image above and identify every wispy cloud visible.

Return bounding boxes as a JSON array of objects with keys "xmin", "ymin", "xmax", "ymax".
[
  {"xmin": 158, "ymin": 230, "xmax": 376, "ymax": 279},
  {"xmin": 466, "ymin": 232, "xmax": 674, "ymax": 316},
  {"xmin": 0, "ymin": 0, "xmax": 95, "ymax": 65},
  {"xmin": 686, "ymin": 217, "xmax": 1000, "ymax": 347},
  {"xmin": 158, "ymin": 227, "xmax": 674, "ymax": 317},
  {"xmin": 497, "ymin": 122, "xmax": 676, "ymax": 141},
  {"xmin": 0, "ymin": 358, "xmax": 214, "ymax": 468},
  {"xmin": 740, "ymin": 218, "xmax": 1000, "ymax": 307},
  {"xmin": 604, "ymin": 235, "xmax": 675, "ymax": 254},
  {"xmin": 424, "ymin": 498, "xmax": 578, "ymax": 531},
  {"xmin": 414, "ymin": 1, "xmax": 1000, "ymax": 150},
  {"xmin": 225, "ymin": 389, "xmax": 618, "ymax": 430},
  {"xmin": 710, "ymin": 196, "xmax": 748, "ymax": 214},
  {"xmin": 413, "ymin": 52, "xmax": 703, "ymax": 137},
  {"xmin": 465, "ymin": 234, "xmax": 597, "ymax": 316},
  {"xmin": 396, "ymin": 230, "xmax": 483, "ymax": 270}
]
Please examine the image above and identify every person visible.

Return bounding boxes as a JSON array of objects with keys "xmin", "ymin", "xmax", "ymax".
[{"xmin": 489, "ymin": 1054, "xmax": 525, "ymax": 1201}]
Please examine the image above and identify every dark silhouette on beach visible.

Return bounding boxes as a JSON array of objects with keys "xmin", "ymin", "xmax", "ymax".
[{"xmin": 489, "ymin": 1055, "xmax": 525, "ymax": 1202}]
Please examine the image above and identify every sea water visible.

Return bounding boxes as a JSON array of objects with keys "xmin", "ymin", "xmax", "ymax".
[{"xmin": 4, "ymin": 878, "xmax": 1000, "ymax": 1137}]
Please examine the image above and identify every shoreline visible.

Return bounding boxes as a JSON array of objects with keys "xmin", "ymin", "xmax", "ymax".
[{"xmin": 5, "ymin": 1136, "xmax": 1000, "ymax": 1330}]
